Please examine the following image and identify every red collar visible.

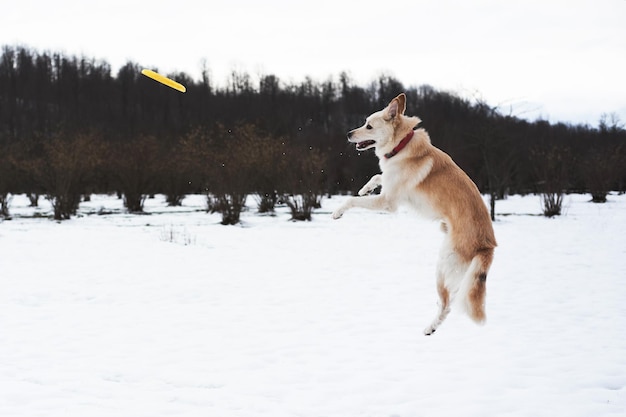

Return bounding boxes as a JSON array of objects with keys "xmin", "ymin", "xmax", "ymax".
[{"xmin": 384, "ymin": 130, "xmax": 414, "ymax": 159}]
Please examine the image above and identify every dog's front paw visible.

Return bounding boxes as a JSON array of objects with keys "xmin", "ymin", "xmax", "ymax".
[
  {"xmin": 358, "ymin": 174, "xmax": 382, "ymax": 196},
  {"xmin": 358, "ymin": 185, "xmax": 372, "ymax": 196},
  {"xmin": 332, "ymin": 200, "xmax": 353, "ymax": 219}
]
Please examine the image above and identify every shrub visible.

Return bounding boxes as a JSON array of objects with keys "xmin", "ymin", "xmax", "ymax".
[
  {"xmin": 110, "ymin": 135, "xmax": 160, "ymax": 213},
  {"xmin": 281, "ymin": 146, "xmax": 327, "ymax": 221},
  {"xmin": 179, "ymin": 123, "xmax": 327, "ymax": 223},
  {"xmin": 582, "ymin": 144, "xmax": 624, "ymax": 203},
  {"xmin": 531, "ymin": 146, "xmax": 572, "ymax": 217},
  {"xmin": 255, "ymin": 192, "xmax": 279, "ymax": 214},
  {"xmin": 204, "ymin": 125, "xmax": 256, "ymax": 225},
  {"xmin": 36, "ymin": 133, "xmax": 104, "ymax": 220},
  {"xmin": 246, "ymin": 135, "xmax": 289, "ymax": 214},
  {"xmin": 0, "ymin": 145, "xmax": 19, "ymax": 219},
  {"xmin": 283, "ymin": 193, "xmax": 321, "ymax": 221},
  {"xmin": 161, "ymin": 138, "xmax": 199, "ymax": 207},
  {"xmin": 540, "ymin": 192, "xmax": 564, "ymax": 217},
  {"xmin": 0, "ymin": 194, "xmax": 12, "ymax": 219},
  {"xmin": 207, "ymin": 193, "xmax": 248, "ymax": 225}
]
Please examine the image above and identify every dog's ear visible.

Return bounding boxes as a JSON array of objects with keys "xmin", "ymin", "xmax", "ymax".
[{"xmin": 385, "ymin": 93, "xmax": 407, "ymax": 121}]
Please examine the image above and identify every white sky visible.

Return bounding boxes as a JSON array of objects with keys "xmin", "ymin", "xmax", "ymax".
[{"xmin": 3, "ymin": 0, "xmax": 626, "ymax": 126}]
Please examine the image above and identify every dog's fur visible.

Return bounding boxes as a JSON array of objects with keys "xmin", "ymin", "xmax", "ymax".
[{"xmin": 332, "ymin": 93, "xmax": 497, "ymax": 335}]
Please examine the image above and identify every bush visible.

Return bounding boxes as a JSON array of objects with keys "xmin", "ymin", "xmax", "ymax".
[
  {"xmin": 540, "ymin": 192, "xmax": 564, "ymax": 217},
  {"xmin": 161, "ymin": 138, "xmax": 199, "ymax": 207},
  {"xmin": 207, "ymin": 193, "xmax": 248, "ymax": 225},
  {"xmin": 582, "ymin": 144, "xmax": 624, "ymax": 203},
  {"xmin": 110, "ymin": 135, "xmax": 160, "ymax": 213},
  {"xmin": 174, "ymin": 123, "xmax": 328, "ymax": 223},
  {"xmin": 255, "ymin": 192, "xmax": 279, "ymax": 214},
  {"xmin": 283, "ymin": 193, "xmax": 321, "ymax": 221},
  {"xmin": 246, "ymin": 135, "xmax": 289, "ymax": 214},
  {"xmin": 35, "ymin": 133, "xmax": 104, "ymax": 220},
  {"xmin": 0, "ymin": 145, "xmax": 19, "ymax": 219},
  {"xmin": 532, "ymin": 146, "xmax": 572, "ymax": 217},
  {"xmin": 281, "ymin": 146, "xmax": 327, "ymax": 221},
  {"xmin": 203, "ymin": 125, "xmax": 257, "ymax": 225},
  {"xmin": 0, "ymin": 193, "xmax": 12, "ymax": 219}
]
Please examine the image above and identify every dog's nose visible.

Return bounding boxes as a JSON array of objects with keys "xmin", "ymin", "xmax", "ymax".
[{"xmin": 347, "ymin": 131, "xmax": 353, "ymax": 139}]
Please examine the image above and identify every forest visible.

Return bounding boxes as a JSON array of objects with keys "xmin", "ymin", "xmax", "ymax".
[{"xmin": 1, "ymin": 45, "xmax": 625, "ymax": 222}]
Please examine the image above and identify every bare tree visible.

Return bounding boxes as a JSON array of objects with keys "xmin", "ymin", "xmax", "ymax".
[{"xmin": 470, "ymin": 103, "xmax": 520, "ymax": 221}]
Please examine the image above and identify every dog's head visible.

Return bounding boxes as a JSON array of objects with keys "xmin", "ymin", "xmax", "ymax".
[{"xmin": 347, "ymin": 93, "xmax": 420, "ymax": 155}]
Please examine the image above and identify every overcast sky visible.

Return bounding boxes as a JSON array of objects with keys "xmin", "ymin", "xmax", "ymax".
[{"xmin": 3, "ymin": 0, "xmax": 626, "ymax": 126}]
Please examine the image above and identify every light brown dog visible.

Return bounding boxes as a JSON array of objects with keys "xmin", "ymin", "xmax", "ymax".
[{"xmin": 332, "ymin": 93, "xmax": 497, "ymax": 335}]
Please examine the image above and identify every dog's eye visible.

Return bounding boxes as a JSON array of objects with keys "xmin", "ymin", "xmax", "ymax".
[{"xmin": 366, "ymin": 124, "xmax": 373, "ymax": 130}]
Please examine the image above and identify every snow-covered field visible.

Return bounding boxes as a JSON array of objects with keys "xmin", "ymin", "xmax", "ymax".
[{"xmin": 1, "ymin": 193, "xmax": 625, "ymax": 417}]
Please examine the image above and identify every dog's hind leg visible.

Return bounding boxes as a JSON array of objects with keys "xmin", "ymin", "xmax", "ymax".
[
  {"xmin": 424, "ymin": 239, "xmax": 466, "ymax": 335},
  {"xmin": 424, "ymin": 272, "xmax": 451, "ymax": 335}
]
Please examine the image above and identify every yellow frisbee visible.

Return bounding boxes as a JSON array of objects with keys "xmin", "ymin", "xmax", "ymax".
[{"xmin": 141, "ymin": 69, "xmax": 186, "ymax": 93}]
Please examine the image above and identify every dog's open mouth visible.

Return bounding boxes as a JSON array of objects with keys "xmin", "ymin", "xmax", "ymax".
[{"xmin": 356, "ymin": 140, "xmax": 376, "ymax": 150}]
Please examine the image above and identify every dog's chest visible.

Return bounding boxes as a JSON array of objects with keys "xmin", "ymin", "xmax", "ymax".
[
  {"xmin": 380, "ymin": 156, "xmax": 432, "ymax": 189},
  {"xmin": 381, "ymin": 160, "xmax": 439, "ymax": 219},
  {"xmin": 406, "ymin": 191, "xmax": 439, "ymax": 219}
]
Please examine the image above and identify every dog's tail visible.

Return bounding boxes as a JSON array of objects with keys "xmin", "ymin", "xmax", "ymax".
[{"xmin": 458, "ymin": 249, "xmax": 494, "ymax": 323}]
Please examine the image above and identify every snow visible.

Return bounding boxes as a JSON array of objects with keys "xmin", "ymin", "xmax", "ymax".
[{"xmin": 1, "ymin": 193, "xmax": 625, "ymax": 417}]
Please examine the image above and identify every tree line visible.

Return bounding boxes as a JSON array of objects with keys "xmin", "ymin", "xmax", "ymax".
[{"xmin": 1, "ymin": 45, "xmax": 625, "ymax": 222}]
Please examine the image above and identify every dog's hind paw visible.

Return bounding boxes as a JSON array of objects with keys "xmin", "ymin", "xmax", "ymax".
[
  {"xmin": 423, "ymin": 326, "xmax": 436, "ymax": 336},
  {"xmin": 331, "ymin": 209, "xmax": 344, "ymax": 219}
]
